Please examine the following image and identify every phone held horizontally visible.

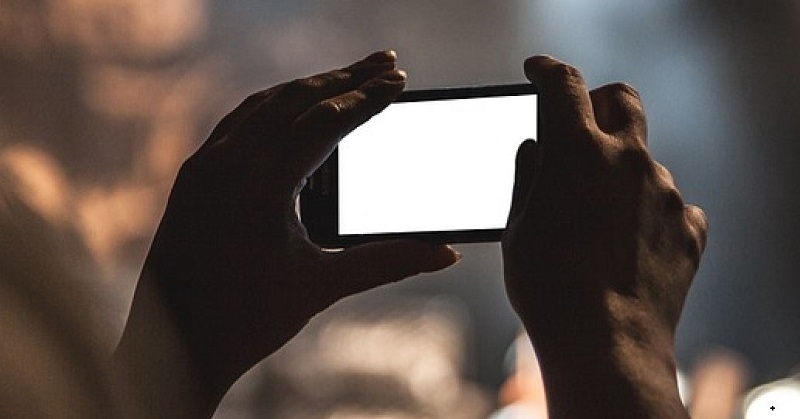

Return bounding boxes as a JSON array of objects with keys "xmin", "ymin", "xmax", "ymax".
[{"xmin": 301, "ymin": 83, "xmax": 538, "ymax": 247}]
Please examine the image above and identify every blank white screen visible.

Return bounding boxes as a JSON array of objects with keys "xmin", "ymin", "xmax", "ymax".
[{"xmin": 338, "ymin": 94, "xmax": 537, "ymax": 235}]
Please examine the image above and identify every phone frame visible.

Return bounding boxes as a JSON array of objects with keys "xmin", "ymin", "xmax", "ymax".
[{"xmin": 300, "ymin": 83, "xmax": 538, "ymax": 247}]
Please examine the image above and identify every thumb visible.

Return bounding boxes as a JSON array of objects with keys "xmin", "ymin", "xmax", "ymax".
[
  {"xmin": 323, "ymin": 240, "xmax": 461, "ymax": 299},
  {"xmin": 508, "ymin": 139, "xmax": 540, "ymax": 221}
]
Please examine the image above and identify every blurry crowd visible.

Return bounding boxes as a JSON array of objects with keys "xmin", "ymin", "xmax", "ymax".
[{"xmin": 1, "ymin": 0, "xmax": 216, "ymax": 275}]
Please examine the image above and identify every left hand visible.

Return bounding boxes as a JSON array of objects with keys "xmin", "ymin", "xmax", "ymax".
[{"xmin": 120, "ymin": 51, "xmax": 460, "ymax": 404}]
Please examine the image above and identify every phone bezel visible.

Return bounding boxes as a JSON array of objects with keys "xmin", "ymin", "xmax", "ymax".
[{"xmin": 300, "ymin": 83, "xmax": 538, "ymax": 247}]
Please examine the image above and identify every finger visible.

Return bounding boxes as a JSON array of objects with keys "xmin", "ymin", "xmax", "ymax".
[
  {"xmin": 589, "ymin": 82, "xmax": 647, "ymax": 145},
  {"xmin": 198, "ymin": 89, "xmax": 274, "ymax": 152},
  {"xmin": 524, "ymin": 56, "xmax": 597, "ymax": 139},
  {"xmin": 323, "ymin": 240, "xmax": 461, "ymax": 299},
  {"xmin": 685, "ymin": 204, "xmax": 709, "ymax": 256},
  {"xmin": 290, "ymin": 69, "xmax": 407, "ymax": 177},
  {"xmin": 275, "ymin": 50, "xmax": 397, "ymax": 112},
  {"xmin": 243, "ymin": 51, "xmax": 397, "ymax": 142},
  {"xmin": 507, "ymin": 139, "xmax": 540, "ymax": 220},
  {"xmin": 654, "ymin": 162, "xmax": 675, "ymax": 187}
]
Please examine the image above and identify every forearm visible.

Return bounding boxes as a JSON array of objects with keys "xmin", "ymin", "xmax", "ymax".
[
  {"xmin": 526, "ymin": 297, "xmax": 689, "ymax": 419},
  {"xmin": 504, "ymin": 54, "xmax": 705, "ymax": 419},
  {"xmin": 534, "ymin": 337, "xmax": 687, "ymax": 419},
  {"xmin": 112, "ymin": 270, "xmax": 217, "ymax": 419}
]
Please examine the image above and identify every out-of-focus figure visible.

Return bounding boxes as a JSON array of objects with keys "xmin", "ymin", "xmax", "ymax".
[
  {"xmin": 689, "ymin": 350, "xmax": 751, "ymax": 419},
  {"xmin": 214, "ymin": 297, "xmax": 491, "ymax": 419},
  {"xmin": 489, "ymin": 332, "xmax": 547, "ymax": 419},
  {"xmin": 0, "ymin": 165, "xmax": 126, "ymax": 417},
  {"xmin": 0, "ymin": 0, "xmax": 217, "ymax": 277}
]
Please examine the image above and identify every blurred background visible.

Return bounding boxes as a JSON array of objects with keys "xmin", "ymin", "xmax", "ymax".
[{"xmin": 2, "ymin": 1, "xmax": 799, "ymax": 417}]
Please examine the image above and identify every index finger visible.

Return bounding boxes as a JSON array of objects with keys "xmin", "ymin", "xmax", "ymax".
[
  {"xmin": 264, "ymin": 50, "xmax": 399, "ymax": 123},
  {"xmin": 524, "ymin": 56, "xmax": 598, "ymax": 138},
  {"xmin": 289, "ymin": 69, "xmax": 407, "ymax": 179},
  {"xmin": 233, "ymin": 50, "xmax": 399, "ymax": 147}
]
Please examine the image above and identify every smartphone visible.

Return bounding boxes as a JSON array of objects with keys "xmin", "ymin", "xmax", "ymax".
[{"xmin": 300, "ymin": 83, "xmax": 538, "ymax": 247}]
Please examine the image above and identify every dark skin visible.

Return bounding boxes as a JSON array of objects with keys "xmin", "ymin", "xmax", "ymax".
[
  {"xmin": 114, "ymin": 51, "xmax": 459, "ymax": 418},
  {"xmin": 115, "ymin": 52, "xmax": 707, "ymax": 418},
  {"xmin": 503, "ymin": 56, "xmax": 707, "ymax": 418}
]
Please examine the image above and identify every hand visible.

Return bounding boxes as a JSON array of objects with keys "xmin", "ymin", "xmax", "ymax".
[
  {"xmin": 502, "ymin": 56, "xmax": 708, "ymax": 418},
  {"xmin": 116, "ymin": 51, "xmax": 460, "ymax": 416}
]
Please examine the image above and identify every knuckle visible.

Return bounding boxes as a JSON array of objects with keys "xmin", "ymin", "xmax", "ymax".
[
  {"xmin": 601, "ymin": 82, "xmax": 646, "ymax": 120},
  {"xmin": 653, "ymin": 162, "xmax": 676, "ymax": 187},
  {"xmin": 333, "ymin": 91, "xmax": 367, "ymax": 116},
  {"xmin": 319, "ymin": 98, "xmax": 343, "ymax": 116},
  {"xmin": 661, "ymin": 187, "xmax": 686, "ymax": 213},
  {"xmin": 619, "ymin": 145, "xmax": 655, "ymax": 177},
  {"xmin": 609, "ymin": 82, "xmax": 641, "ymax": 100},
  {"xmin": 304, "ymin": 99, "xmax": 345, "ymax": 129},
  {"xmin": 285, "ymin": 77, "xmax": 318, "ymax": 94},
  {"xmin": 289, "ymin": 70, "xmax": 351, "ymax": 94},
  {"xmin": 589, "ymin": 84, "xmax": 614, "ymax": 107},
  {"xmin": 326, "ymin": 69, "xmax": 350, "ymax": 82},
  {"xmin": 348, "ymin": 90, "xmax": 370, "ymax": 110},
  {"xmin": 681, "ymin": 206, "xmax": 708, "ymax": 264},
  {"xmin": 685, "ymin": 205, "xmax": 709, "ymax": 237},
  {"xmin": 690, "ymin": 205, "xmax": 709, "ymax": 231},
  {"xmin": 648, "ymin": 163, "xmax": 685, "ymax": 214},
  {"xmin": 550, "ymin": 62, "xmax": 584, "ymax": 83}
]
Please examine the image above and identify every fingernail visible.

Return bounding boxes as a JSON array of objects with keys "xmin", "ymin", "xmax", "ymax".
[
  {"xmin": 365, "ymin": 50, "xmax": 397, "ymax": 63},
  {"xmin": 380, "ymin": 69, "xmax": 407, "ymax": 82}
]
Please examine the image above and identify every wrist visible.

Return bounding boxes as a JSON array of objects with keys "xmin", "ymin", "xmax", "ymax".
[
  {"xmin": 113, "ymin": 265, "xmax": 222, "ymax": 418},
  {"xmin": 536, "ymin": 338, "xmax": 686, "ymax": 419},
  {"xmin": 524, "ymin": 294, "xmax": 688, "ymax": 419}
]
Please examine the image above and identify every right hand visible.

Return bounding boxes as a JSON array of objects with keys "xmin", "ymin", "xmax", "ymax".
[
  {"xmin": 502, "ymin": 56, "xmax": 707, "ymax": 417},
  {"xmin": 503, "ymin": 55, "xmax": 707, "ymax": 349}
]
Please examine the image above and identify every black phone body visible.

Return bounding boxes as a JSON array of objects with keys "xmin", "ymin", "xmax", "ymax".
[{"xmin": 300, "ymin": 83, "xmax": 538, "ymax": 247}]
